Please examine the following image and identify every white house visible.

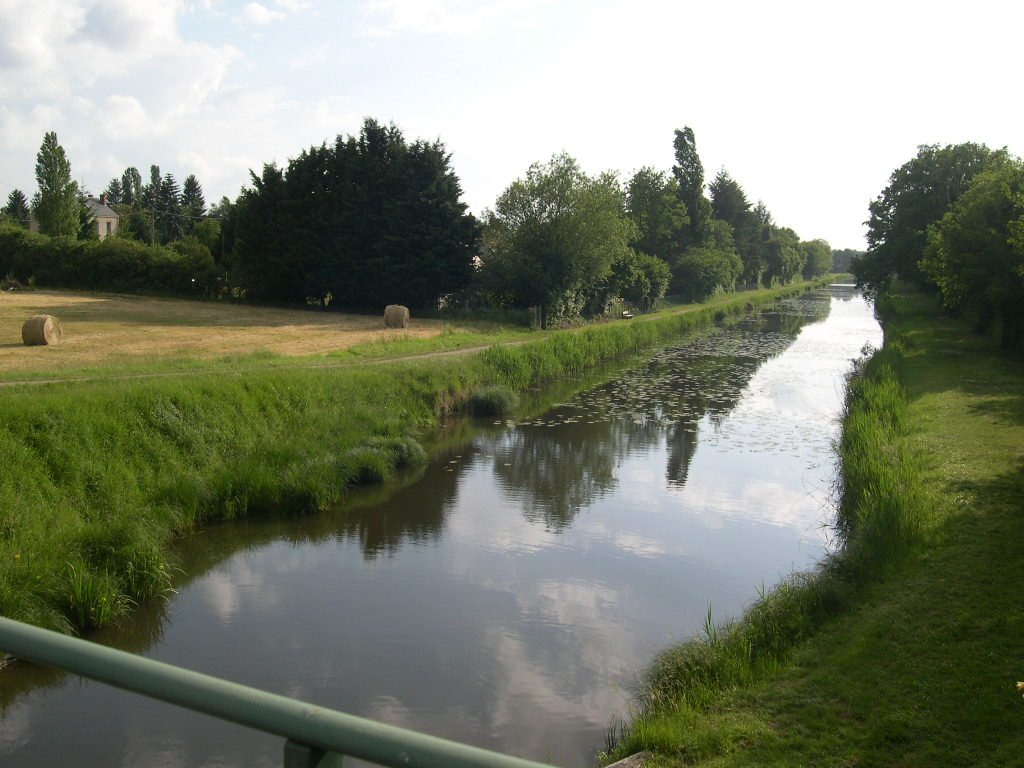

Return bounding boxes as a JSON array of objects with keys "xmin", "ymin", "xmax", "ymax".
[{"xmin": 84, "ymin": 194, "xmax": 119, "ymax": 240}]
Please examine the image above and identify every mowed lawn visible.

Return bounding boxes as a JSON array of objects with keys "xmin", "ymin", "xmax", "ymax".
[{"xmin": 0, "ymin": 290, "xmax": 454, "ymax": 377}]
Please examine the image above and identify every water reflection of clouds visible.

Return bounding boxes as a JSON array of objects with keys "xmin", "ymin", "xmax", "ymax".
[{"xmin": 200, "ymin": 556, "xmax": 287, "ymax": 624}]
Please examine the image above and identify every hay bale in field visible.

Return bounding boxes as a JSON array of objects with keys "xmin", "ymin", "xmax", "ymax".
[
  {"xmin": 384, "ymin": 304, "xmax": 410, "ymax": 329},
  {"xmin": 21, "ymin": 314, "xmax": 64, "ymax": 346}
]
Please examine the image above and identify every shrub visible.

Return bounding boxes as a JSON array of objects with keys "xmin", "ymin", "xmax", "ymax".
[{"xmin": 467, "ymin": 385, "xmax": 519, "ymax": 417}]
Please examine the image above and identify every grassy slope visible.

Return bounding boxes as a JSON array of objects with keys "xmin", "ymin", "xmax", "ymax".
[{"xmin": 614, "ymin": 292, "xmax": 1024, "ymax": 766}]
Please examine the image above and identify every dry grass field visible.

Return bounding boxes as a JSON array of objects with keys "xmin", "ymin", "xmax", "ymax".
[{"xmin": 0, "ymin": 289, "xmax": 450, "ymax": 375}]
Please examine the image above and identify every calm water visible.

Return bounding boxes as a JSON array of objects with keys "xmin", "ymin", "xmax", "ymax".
[{"xmin": 0, "ymin": 286, "xmax": 881, "ymax": 767}]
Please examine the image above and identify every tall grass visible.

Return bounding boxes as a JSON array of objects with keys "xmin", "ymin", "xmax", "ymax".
[
  {"xmin": 605, "ymin": 305, "xmax": 925, "ymax": 763},
  {"xmin": 0, "ymin": 365, "xmax": 447, "ymax": 633}
]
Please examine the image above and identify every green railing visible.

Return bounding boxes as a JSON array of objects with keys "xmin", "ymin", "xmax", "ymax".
[{"xmin": 0, "ymin": 616, "xmax": 556, "ymax": 768}]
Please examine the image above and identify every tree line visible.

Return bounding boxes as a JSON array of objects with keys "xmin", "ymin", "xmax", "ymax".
[
  {"xmin": 853, "ymin": 143, "xmax": 1024, "ymax": 350},
  {"xmin": 475, "ymin": 128, "xmax": 833, "ymax": 325},
  {"xmin": 2, "ymin": 123, "xmax": 834, "ymax": 317}
]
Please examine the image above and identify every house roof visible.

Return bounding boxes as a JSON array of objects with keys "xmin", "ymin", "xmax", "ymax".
[{"xmin": 84, "ymin": 197, "xmax": 118, "ymax": 219}]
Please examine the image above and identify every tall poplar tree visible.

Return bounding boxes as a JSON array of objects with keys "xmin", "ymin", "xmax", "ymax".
[
  {"xmin": 121, "ymin": 167, "xmax": 143, "ymax": 206},
  {"xmin": 32, "ymin": 131, "xmax": 79, "ymax": 236},
  {"xmin": 672, "ymin": 127, "xmax": 711, "ymax": 245}
]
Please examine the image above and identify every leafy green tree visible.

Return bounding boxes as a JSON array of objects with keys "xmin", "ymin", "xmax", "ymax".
[
  {"xmin": 801, "ymin": 238, "xmax": 833, "ymax": 278},
  {"xmin": 763, "ymin": 227, "xmax": 804, "ymax": 285},
  {"xmin": 192, "ymin": 218, "xmax": 221, "ymax": 257},
  {"xmin": 921, "ymin": 158, "xmax": 1024, "ymax": 348},
  {"xmin": 636, "ymin": 251, "xmax": 672, "ymax": 304},
  {"xmin": 672, "ymin": 127, "xmax": 711, "ymax": 246},
  {"xmin": 121, "ymin": 167, "xmax": 143, "ymax": 206},
  {"xmin": 671, "ymin": 246, "xmax": 742, "ymax": 302},
  {"xmin": 3, "ymin": 189, "xmax": 30, "ymax": 228},
  {"xmin": 31, "ymin": 131, "xmax": 80, "ymax": 237},
  {"xmin": 857, "ymin": 143, "xmax": 1003, "ymax": 293},
  {"xmin": 626, "ymin": 167, "xmax": 688, "ymax": 260},
  {"xmin": 671, "ymin": 219, "xmax": 742, "ymax": 301},
  {"xmin": 607, "ymin": 250, "xmax": 671, "ymax": 308},
  {"xmin": 480, "ymin": 153, "xmax": 636, "ymax": 323},
  {"xmin": 832, "ymin": 248, "xmax": 863, "ymax": 273}
]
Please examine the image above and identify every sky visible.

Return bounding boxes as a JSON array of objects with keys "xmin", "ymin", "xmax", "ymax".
[{"xmin": 0, "ymin": 0, "xmax": 1020, "ymax": 250}]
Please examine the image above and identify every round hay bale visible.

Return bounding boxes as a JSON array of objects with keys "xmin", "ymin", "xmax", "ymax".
[
  {"xmin": 22, "ymin": 314, "xmax": 64, "ymax": 346},
  {"xmin": 383, "ymin": 304, "xmax": 410, "ymax": 329}
]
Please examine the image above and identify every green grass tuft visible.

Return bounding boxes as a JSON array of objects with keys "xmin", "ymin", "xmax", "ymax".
[{"xmin": 466, "ymin": 385, "xmax": 519, "ymax": 417}]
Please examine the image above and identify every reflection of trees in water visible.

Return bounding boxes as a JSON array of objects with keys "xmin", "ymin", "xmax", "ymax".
[
  {"xmin": 827, "ymin": 284, "xmax": 860, "ymax": 303},
  {"xmin": 487, "ymin": 419, "xmax": 622, "ymax": 531},
  {"xmin": 338, "ymin": 458, "xmax": 465, "ymax": 559},
  {"xmin": 490, "ymin": 292, "xmax": 836, "ymax": 528}
]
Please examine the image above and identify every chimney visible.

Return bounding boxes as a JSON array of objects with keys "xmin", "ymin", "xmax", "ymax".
[{"xmin": 100, "ymin": 193, "xmax": 107, "ymax": 206}]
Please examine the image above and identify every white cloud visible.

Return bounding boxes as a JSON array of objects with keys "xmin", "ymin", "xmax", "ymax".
[
  {"xmin": 101, "ymin": 94, "xmax": 152, "ymax": 139},
  {"xmin": 358, "ymin": 0, "xmax": 542, "ymax": 38},
  {"xmin": 242, "ymin": 1, "xmax": 285, "ymax": 25},
  {"xmin": 290, "ymin": 45, "xmax": 328, "ymax": 70},
  {"xmin": 274, "ymin": 0, "xmax": 313, "ymax": 11}
]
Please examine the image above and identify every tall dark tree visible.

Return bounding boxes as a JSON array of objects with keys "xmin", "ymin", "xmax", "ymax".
[
  {"xmin": 103, "ymin": 177, "xmax": 124, "ymax": 205},
  {"xmin": 208, "ymin": 196, "xmax": 236, "ymax": 265},
  {"xmin": 234, "ymin": 118, "xmax": 479, "ymax": 309},
  {"xmin": 157, "ymin": 173, "xmax": 184, "ymax": 242},
  {"xmin": 672, "ymin": 127, "xmax": 711, "ymax": 245},
  {"xmin": 709, "ymin": 169, "xmax": 762, "ymax": 283},
  {"xmin": 32, "ymin": 131, "xmax": 79, "ymax": 237},
  {"xmin": 181, "ymin": 174, "xmax": 206, "ymax": 234},
  {"xmin": 144, "ymin": 165, "xmax": 161, "ymax": 210},
  {"xmin": 709, "ymin": 168, "xmax": 750, "ymax": 224},
  {"xmin": 3, "ymin": 189, "xmax": 30, "ymax": 228}
]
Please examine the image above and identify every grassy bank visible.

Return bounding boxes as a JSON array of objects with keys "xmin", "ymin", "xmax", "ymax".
[
  {"xmin": 0, "ymin": 281, "xmax": 823, "ymax": 635},
  {"xmin": 605, "ymin": 290, "xmax": 1024, "ymax": 766}
]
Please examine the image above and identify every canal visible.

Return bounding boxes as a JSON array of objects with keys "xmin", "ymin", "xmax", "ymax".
[{"xmin": 0, "ymin": 285, "xmax": 882, "ymax": 767}]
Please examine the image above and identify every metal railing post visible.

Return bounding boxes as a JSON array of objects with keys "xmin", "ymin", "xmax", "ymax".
[{"xmin": 284, "ymin": 739, "xmax": 344, "ymax": 768}]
